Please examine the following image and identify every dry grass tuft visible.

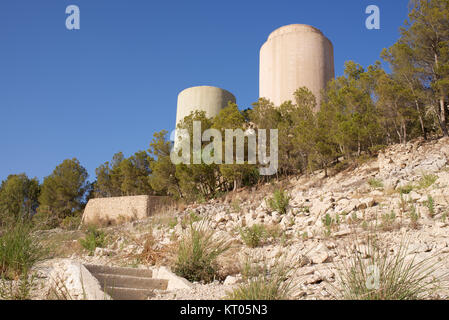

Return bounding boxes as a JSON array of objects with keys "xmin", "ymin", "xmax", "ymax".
[
  {"xmin": 333, "ymin": 235, "xmax": 449, "ymax": 300},
  {"xmin": 226, "ymin": 256, "xmax": 296, "ymax": 300}
]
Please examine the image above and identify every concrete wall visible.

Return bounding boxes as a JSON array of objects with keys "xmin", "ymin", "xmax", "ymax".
[
  {"xmin": 82, "ymin": 195, "xmax": 172, "ymax": 226},
  {"xmin": 175, "ymin": 86, "xmax": 236, "ymax": 127},
  {"xmin": 259, "ymin": 24, "xmax": 334, "ymax": 109}
]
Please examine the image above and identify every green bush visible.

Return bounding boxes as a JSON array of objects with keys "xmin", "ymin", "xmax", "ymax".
[
  {"xmin": 0, "ymin": 273, "xmax": 36, "ymax": 300},
  {"xmin": 334, "ymin": 236, "xmax": 447, "ymax": 300},
  {"xmin": 398, "ymin": 184, "xmax": 414, "ymax": 194},
  {"xmin": 416, "ymin": 174, "xmax": 437, "ymax": 189},
  {"xmin": 267, "ymin": 189, "xmax": 291, "ymax": 215},
  {"xmin": 79, "ymin": 226, "xmax": 107, "ymax": 256},
  {"xmin": 409, "ymin": 206, "xmax": 420, "ymax": 228},
  {"xmin": 31, "ymin": 210, "xmax": 60, "ymax": 230},
  {"xmin": 227, "ymin": 259, "xmax": 293, "ymax": 300},
  {"xmin": 322, "ymin": 213, "xmax": 339, "ymax": 236},
  {"xmin": 173, "ymin": 221, "xmax": 230, "ymax": 283},
  {"xmin": 322, "ymin": 213, "xmax": 334, "ymax": 228},
  {"xmin": 0, "ymin": 222, "xmax": 44, "ymax": 279},
  {"xmin": 425, "ymin": 195, "xmax": 435, "ymax": 217},
  {"xmin": 368, "ymin": 178, "xmax": 384, "ymax": 189},
  {"xmin": 239, "ymin": 224, "xmax": 266, "ymax": 248},
  {"xmin": 60, "ymin": 215, "xmax": 82, "ymax": 230},
  {"xmin": 180, "ymin": 211, "xmax": 202, "ymax": 228},
  {"xmin": 332, "ymin": 160, "xmax": 350, "ymax": 174},
  {"xmin": 380, "ymin": 211, "xmax": 397, "ymax": 231},
  {"xmin": 231, "ymin": 199, "xmax": 241, "ymax": 213},
  {"xmin": 167, "ymin": 218, "xmax": 178, "ymax": 229}
]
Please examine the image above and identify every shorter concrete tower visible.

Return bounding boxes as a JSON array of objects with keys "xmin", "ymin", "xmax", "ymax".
[{"xmin": 175, "ymin": 86, "xmax": 236, "ymax": 127}]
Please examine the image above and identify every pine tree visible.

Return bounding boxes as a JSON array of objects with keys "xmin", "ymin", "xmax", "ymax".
[
  {"xmin": 398, "ymin": 0, "xmax": 449, "ymax": 136},
  {"xmin": 0, "ymin": 174, "xmax": 40, "ymax": 224},
  {"xmin": 38, "ymin": 158, "xmax": 89, "ymax": 220}
]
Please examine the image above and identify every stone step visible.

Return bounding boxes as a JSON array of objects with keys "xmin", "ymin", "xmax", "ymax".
[
  {"xmin": 104, "ymin": 286, "xmax": 155, "ymax": 300},
  {"xmin": 94, "ymin": 273, "xmax": 169, "ymax": 290},
  {"xmin": 84, "ymin": 264, "xmax": 153, "ymax": 278}
]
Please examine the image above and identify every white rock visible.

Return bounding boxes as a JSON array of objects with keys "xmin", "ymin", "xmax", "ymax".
[
  {"xmin": 94, "ymin": 247, "xmax": 113, "ymax": 257},
  {"xmin": 308, "ymin": 244, "xmax": 331, "ymax": 264},
  {"xmin": 437, "ymin": 172, "xmax": 449, "ymax": 186},
  {"xmin": 297, "ymin": 255, "xmax": 311, "ymax": 267},
  {"xmin": 310, "ymin": 199, "xmax": 333, "ymax": 216},
  {"xmin": 407, "ymin": 191, "xmax": 421, "ymax": 202},
  {"xmin": 358, "ymin": 197, "xmax": 375, "ymax": 210},
  {"xmin": 215, "ymin": 213, "xmax": 227, "ymax": 223},
  {"xmin": 223, "ymin": 275, "xmax": 241, "ymax": 286},
  {"xmin": 257, "ymin": 211, "xmax": 266, "ymax": 219},
  {"xmin": 49, "ymin": 260, "xmax": 110, "ymax": 300},
  {"xmin": 343, "ymin": 199, "xmax": 359, "ymax": 213},
  {"xmin": 314, "ymin": 269, "xmax": 335, "ymax": 281},
  {"xmin": 271, "ymin": 211, "xmax": 281, "ymax": 224}
]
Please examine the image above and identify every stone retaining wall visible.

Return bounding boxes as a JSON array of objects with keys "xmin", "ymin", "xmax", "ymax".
[{"xmin": 82, "ymin": 195, "xmax": 172, "ymax": 226}]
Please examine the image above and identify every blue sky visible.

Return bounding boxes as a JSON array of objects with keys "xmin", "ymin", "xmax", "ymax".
[{"xmin": 0, "ymin": 0, "xmax": 410, "ymax": 182}]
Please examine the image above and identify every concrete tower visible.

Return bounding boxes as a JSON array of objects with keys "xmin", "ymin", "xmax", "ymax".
[
  {"xmin": 175, "ymin": 86, "xmax": 236, "ymax": 127},
  {"xmin": 259, "ymin": 24, "xmax": 335, "ymax": 109}
]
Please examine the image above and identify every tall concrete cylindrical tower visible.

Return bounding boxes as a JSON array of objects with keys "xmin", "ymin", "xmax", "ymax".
[
  {"xmin": 175, "ymin": 86, "xmax": 236, "ymax": 127},
  {"xmin": 259, "ymin": 24, "xmax": 334, "ymax": 109}
]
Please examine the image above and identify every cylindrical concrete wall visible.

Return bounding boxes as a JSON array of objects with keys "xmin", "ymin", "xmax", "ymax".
[
  {"xmin": 175, "ymin": 86, "xmax": 236, "ymax": 127},
  {"xmin": 259, "ymin": 24, "xmax": 334, "ymax": 109}
]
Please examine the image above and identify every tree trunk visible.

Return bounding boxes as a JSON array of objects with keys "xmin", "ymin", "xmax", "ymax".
[
  {"xmin": 439, "ymin": 97, "xmax": 448, "ymax": 137},
  {"xmin": 414, "ymin": 99, "xmax": 427, "ymax": 140},
  {"xmin": 405, "ymin": 75, "xmax": 427, "ymax": 140},
  {"xmin": 434, "ymin": 53, "xmax": 448, "ymax": 137},
  {"xmin": 323, "ymin": 162, "xmax": 328, "ymax": 178},
  {"xmin": 402, "ymin": 121, "xmax": 407, "ymax": 144}
]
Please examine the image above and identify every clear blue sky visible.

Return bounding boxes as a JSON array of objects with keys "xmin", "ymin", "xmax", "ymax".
[{"xmin": 0, "ymin": 0, "xmax": 410, "ymax": 183}]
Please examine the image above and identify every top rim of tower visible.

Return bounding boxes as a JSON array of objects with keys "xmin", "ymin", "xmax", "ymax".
[
  {"xmin": 177, "ymin": 86, "xmax": 236, "ymax": 99},
  {"xmin": 266, "ymin": 24, "xmax": 331, "ymax": 42}
]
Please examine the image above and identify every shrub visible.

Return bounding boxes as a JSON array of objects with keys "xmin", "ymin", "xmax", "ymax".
[
  {"xmin": 368, "ymin": 178, "xmax": 384, "ymax": 189},
  {"xmin": 380, "ymin": 211, "xmax": 397, "ymax": 231},
  {"xmin": 135, "ymin": 231, "xmax": 166, "ymax": 266},
  {"xmin": 398, "ymin": 184, "xmax": 414, "ymax": 194},
  {"xmin": 167, "ymin": 218, "xmax": 177, "ymax": 229},
  {"xmin": 398, "ymin": 175, "xmax": 437, "ymax": 195},
  {"xmin": 231, "ymin": 199, "xmax": 241, "ymax": 213},
  {"xmin": 409, "ymin": 206, "xmax": 420, "ymax": 229},
  {"xmin": 0, "ymin": 222, "xmax": 44, "ymax": 279},
  {"xmin": 348, "ymin": 212, "xmax": 360, "ymax": 224},
  {"xmin": 322, "ymin": 213, "xmax": 338, "ymax": 236},
  {"xmin": 416, "ymin": 174, "xmax": 437, "ymax": 189},
  {"xmin": 227, "ymin": 259, "xmax": 294, "ymax": 300},
  {"xmin": 78, "ymin": 226, "xmax": 107, "ymax": 256},
  {"xmin": 180, "ymin": 211, "xmax": 201, "ymax": 228},
  {"xmin": 361, "ymin": 220, "xmax": 369, "ymax": 230},
  {"xmin": 332, "ymin": 160, "xmax": 350, "ymax": 174},
  {"xmin": 267, "ymin": 189, "xmax": 291, "ymax": 215},
  {"xmin": 369, "ymin": 144, "xmax": 387, "ymax": 154},
  {"xmin": 265, "ymin": 224, "xmax": 283, "ymax": 240},
  {"xmin": 425, "ymin": 195, "xmax": 435, "ymax": 218},
  {"xmin": 60, "ymin": 215, "xmax": 82, "ymax": 230},
  {"xmin": 0, "ymin": 273, "xmax": 36, "ymax": 300},
  {"xmin": 31, "ymin": 210, "xmax": 60, "ymax": 230},
  {"xmin": 239, "ymin": 224, "xmax": 266, "ymax": 248},
  {"xmin": 173, "ymin": 221, "xmax": 230, "ymax": 283},
  {"xmin": 334, "ymin": 236, "xmax": 447, "ymax": 300}
]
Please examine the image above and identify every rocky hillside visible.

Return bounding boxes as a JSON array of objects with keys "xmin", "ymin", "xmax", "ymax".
[{"xmin": 29, "ymin": 137, "xmax": 449, "ymax": 300}]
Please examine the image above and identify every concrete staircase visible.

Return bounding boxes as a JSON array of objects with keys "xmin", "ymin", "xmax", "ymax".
[{"xmin": 84, "ymin": 264, "xmax": 168, "ymax": 300}]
